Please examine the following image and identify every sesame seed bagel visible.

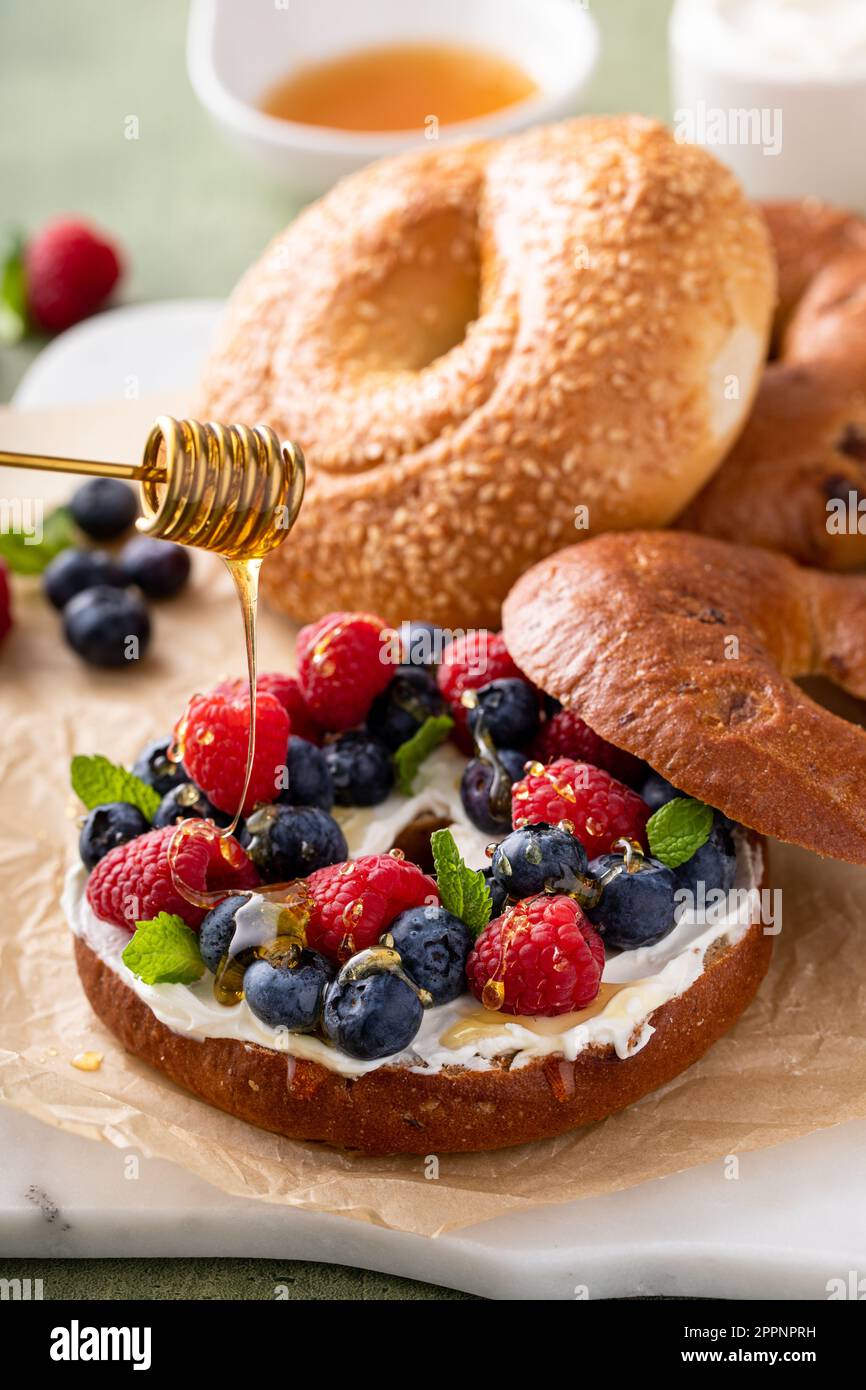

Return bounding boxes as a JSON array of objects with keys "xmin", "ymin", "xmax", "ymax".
[
  {"xmin": 503, "ymin": 531, "xmax": 866, "ymax": 863},
  {"xmin": 680, "ymin": 200, "xmax": 866, "ymax": 569},
  {"xmin": 73, "ymin": 913, "xmax": 771, "ymax": 1156},
  {"xmin": 198, "ymin": 115, "xmax": 774, "ymax": 628}
]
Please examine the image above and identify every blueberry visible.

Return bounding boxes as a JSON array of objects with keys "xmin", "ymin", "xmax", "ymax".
[
  {"xmin": 43, "ymin": 548, "xmax": 125, "ymax": 610},
  {"xmin": 397, "ymin": 620, "xmax": 444, "ymax": 667},
  {"xmin": 120, "ymin": 536, "xmax": 191, "ymax": 599},
  {"xmin": 277, "ymin": 736, "xmax": 333, "ymax": 811},
  {"xmin": 199, "ymin": 894, "xmax": 251, "ymax": 974},
  {"xmin": 675, "ymin": 820, "xmax": 737, "ymax": 897},
  {"xmin": 69, "ymin": 478, "xmax": 138, "ymax": 540},
  {"xmin": 132, "ymin": 737, "xmax": 187, "ymax": 797},
  {"xmin": 641, "ymin": 771, "xmax": 682, "ymax": 812},
  {"xmin": 482, "ymin": 866, "xmax": 509, "ymax": 918},
  {"xmin": 366, "ymin": 665, "xmax": 444, "ymax": 751},
  {"xmin": 153, "ymin": 781, "xmax": 247, "ymax": 844},
  {"xmin": 62, "ymin": 585, "xmax": 151, "ymax": 668},
  {"xmin": 460, "ymin": 748, "xmax": 527, "ymax": 834},
  {"xmin": 323, "ymin": 731, "xmax": 394, "ymax": 806},
  {"xmin": 79, "ymin": 801, "xmax": 150, "ymax": 870},
  {"xmin": 467, "ymin": 677, "xmax": 539, "ymax": 749},
  {"xmin": 323, "ymin": 967, "xmax": 423, "ymax": 1060},
  {"xmin": 388, "ymin": 905, "xmax": 473, "ymax": 1005},
  {"xmin": 586, "ymin": 852, "xmax": 680, "ymax": 950},
  {"xmin": 491, "ymin": 821, "xmax": 588, "ymax": 899},
  {"xmin": 245, "ymin": 803, "xmax": 347, "ymax": 882},
  {"xmin": 244, "ymin": 949, "xmax": 334, "ymax": 1031}
]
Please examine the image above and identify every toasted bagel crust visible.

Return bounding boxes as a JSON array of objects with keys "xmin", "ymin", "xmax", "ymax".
[
  {"xmin": 74, "ymin": 912, "xmax": 771, "ymax": 1156},
  {"xmin": 681, "ymin": 199, "xmax": 866, "ymax": 569},
  {"xmin": 198, "ymin": 115, "xmax": 773, "ymax": 627}
]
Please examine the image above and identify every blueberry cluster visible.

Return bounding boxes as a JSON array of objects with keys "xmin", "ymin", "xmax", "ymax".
[
  {"xmin": 584, "ymin": 769, "xmax": 739, "ymax": 950},
  {"xmin": 78, "ymin": 734, "xmax": 201, "ymax": 867},
  {"xmin": 478, "ymin": 804, "xmax": 738, "ymax": 954},
  {"xmin": 321, "ymin": 626, "xmax": 447, "ymax": 809},
  {"xmin": 79, "ymin": 731, "xmax": 354, "ymax": 879},
  {"xmin": 197, "ymin": 894, "xmax": 474, "ymax": 1061},
  {"xmin": 43, "ymin": 478, "xmax": 190, "ymax": 668}
]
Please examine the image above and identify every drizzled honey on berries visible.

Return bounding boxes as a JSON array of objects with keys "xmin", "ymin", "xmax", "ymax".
[
  {"xmin": 212, "ymin": 881, "xmax": 314, "ymax": 1007},
  {"xmin": 136, "ymin": 422, "xmax": 305, "ymax": 976}
]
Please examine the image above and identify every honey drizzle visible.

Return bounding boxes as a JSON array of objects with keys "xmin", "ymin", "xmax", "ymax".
[
  {"xmin": 439, "ymin": 982, "xmax": 632, "ymax": 1050},
  {"xmin": 460, "ymin": 688, "xmax": 517, "ymax": 823},
  {"xmin": 224, "ymin": 556, "xmax": 261, "ymax": 837},
  {"xmin": 135, "ymin": 423, "xmax": 305, "ymax": 932},
  {"xmin": 212, "ymin": 880, "xmax": 313, "ymax": 1007}
]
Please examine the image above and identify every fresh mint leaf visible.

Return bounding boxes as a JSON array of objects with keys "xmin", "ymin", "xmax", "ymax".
[
  {"xmin": 647, "ymin": 796, "xmax": 714, "ymax": 869},
  {"xmin": 0, "ymin": 506, "xmax": 76, "ymax": 575},
  {"xmin": 430, "ymin": 827, "xmax": 492, "ymax": 936},
  {"xmin": 122, "ymin": 912, "xmax": 204, "ymax": 985},
  {"xmin": 393, "ymin": 714, "xmax": 454, "ymax": 796},
  {"xmin": 71, "ymin": 753, "xmax": 160, "ymax": 820}
]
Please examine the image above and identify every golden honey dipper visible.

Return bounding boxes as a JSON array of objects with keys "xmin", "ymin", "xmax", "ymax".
[
  {"xmin": 0, "ymin": 415, "xmax": 306, "ymax": 833},
  {"xmin": 0, "ymin": 414, "xmax": 306, "ymax": 558}
]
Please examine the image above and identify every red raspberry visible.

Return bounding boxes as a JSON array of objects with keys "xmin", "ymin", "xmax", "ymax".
[
  {"xmin": 175, "ymin": 689, "xmax": 290, "ymax": 816},
  {"xmin": 466, "ymin": 895, "xmax": 604, "ymax": 1016},
  {"xmin": 296, "ymin": 611, "xmax": 392, "ymax": 731},
  {"xmin": 0, "ymin": 560, "xmax": 12, "ymax": 644},
  {"xmin": 26, "ymin": 218, "xmax": 122, "ymax": 333},
  {"xmin": 532, "ymin": 709, "xmax": 644, "ymax": 786},
  {"xmin": 306, "ymin": 852, "xmax": 438, "ymax": 961},
  {"xmin": 86, "ymin": 824, "xmax": 259, "ymax": 932},
  {"xmin": 437, "ymin": 630, "xmax": 526, "ymax": 751},
  {"xmin": 213, "ymin": 672, "xmax": 321, "ymax": 743},
  {"xmin": 512, "ymin": 758, "xmax": 650, "ymax": 858}
]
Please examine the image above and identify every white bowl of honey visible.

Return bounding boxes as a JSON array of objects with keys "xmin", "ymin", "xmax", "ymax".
[{"xmin": 187, "ymin": 0, "xmax": 599, "ymax": 194}]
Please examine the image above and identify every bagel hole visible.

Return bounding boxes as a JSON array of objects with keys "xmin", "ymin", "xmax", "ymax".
[
  {"xmin": 337, "ymin": 206, "xmax": 480, "ymax": 372},
  {"xmin": 797, "ymin": 676, "xmax": 866, "ymax": 730},
  {"xmin": 391, "ymin": 813, "xmax": 454, "ymax": 872}
]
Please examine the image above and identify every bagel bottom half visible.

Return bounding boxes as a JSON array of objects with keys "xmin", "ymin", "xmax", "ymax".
[{"xmin": 73, "ymin": 894, "xmax": 771, "ymax": 1156}]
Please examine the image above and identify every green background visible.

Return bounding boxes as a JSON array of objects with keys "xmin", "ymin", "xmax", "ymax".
[{"xmin": 0, "ymin": 0, "xmax": 671, "ymax": 1299}]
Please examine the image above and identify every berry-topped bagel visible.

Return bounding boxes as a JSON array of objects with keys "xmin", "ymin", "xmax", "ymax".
[
  {"xmin": 67, "ymin": 605, "xmax": 779, "ymax": 1155},
  {"xmin": 197, "ymin": 115, "xmax": 774, "ymax": 628}
]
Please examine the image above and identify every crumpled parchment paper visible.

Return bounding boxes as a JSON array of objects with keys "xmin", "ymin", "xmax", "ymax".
[{"xmin": 2, "ymin": 402, "xmax": 866, "ymax": 1238}]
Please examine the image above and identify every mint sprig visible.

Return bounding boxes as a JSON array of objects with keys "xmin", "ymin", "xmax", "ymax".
[
  {"xmin": 431, "ymin": 827, "xmax": 492, "ymax": 936},
  {"xmin": 394, "ymin": 714, "xmax": 454, "ymax": 796},
  {"xmin": 0, "ymin": 506, "xmax": 77, "ymax": 575},
  {"xmin": 71, "ymin": 753, "xmax": 160, "ymax": 820},
  {"xmin": 647, "ymin": 796, "xmax": 714, "ymax": 869},
  {"xmin": 122, "ymin": 912, "xmax": 205, "ymax": 985}
]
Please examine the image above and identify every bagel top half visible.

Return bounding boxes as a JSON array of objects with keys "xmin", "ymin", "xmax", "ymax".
[
  {"xmin": 503, "ymin": 530, "xmax": 866, "ymax": 864},
  {"xmin": 198, "ymin": 116, "xmax": 775, "ymax": 628}
]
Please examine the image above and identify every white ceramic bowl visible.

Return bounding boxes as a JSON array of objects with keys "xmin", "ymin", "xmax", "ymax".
[
  {"xmin": 187, "ymin": 0, "xmax": 599, "ymax": 195},
  {"xmin": 670, "ymin": 0, "xmax": 866, "ymax": 209}
]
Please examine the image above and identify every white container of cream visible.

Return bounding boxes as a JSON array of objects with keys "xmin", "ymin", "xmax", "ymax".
[{"xmin": 669, "ymin": 0, "xmax": 866, "ymax": 208}]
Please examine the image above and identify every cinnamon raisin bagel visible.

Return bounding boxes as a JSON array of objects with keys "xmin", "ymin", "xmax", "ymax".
[
  {"xmin": 680, "ymin": 200, "xmax": 866, "ymax": 569},
  {"xmin": 198, "ymin": 115, "xmax": 774, "ymax": 628},
  {"xmin": 503, "ymin": 530, "xmax": 866, "ymax": 863}
]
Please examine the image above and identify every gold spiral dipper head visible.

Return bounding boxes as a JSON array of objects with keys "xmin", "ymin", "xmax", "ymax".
[
  {"xmin": 0, "ymin": 414, "xmax": 306, "ymax": 847},
  {"xmin": 136, "ymin": 416, "xmax": 305, "ymax": 559},
  {"xmin": 0, "ymin": 414, "xmax": 306, "ymax": 562}
]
